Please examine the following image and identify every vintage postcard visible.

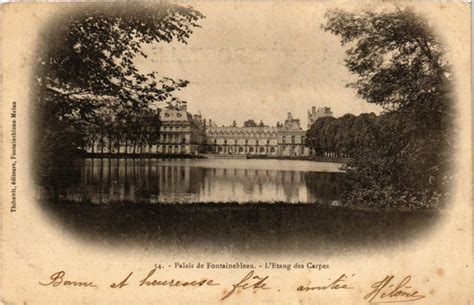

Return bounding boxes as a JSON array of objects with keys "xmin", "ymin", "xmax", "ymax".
[{"xmin": 0, "ymin": 1, "xmax": 472, "ymax": 304}]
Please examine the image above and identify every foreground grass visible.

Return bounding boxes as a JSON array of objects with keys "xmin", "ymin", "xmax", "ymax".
[{"xmin": 42, "ymin": 200, "xmax": 441, "ymax": 254}]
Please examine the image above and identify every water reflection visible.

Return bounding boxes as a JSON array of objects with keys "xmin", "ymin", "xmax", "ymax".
[{"xmin": 59, "ymin": 158, "xmax": 344, "ymax": 204}]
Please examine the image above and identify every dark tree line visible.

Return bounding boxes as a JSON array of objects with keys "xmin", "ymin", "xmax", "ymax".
[
  {"xmin": 307, "ymin": 7, "xmax": 454, "ymax": 209},
  {"xmin": 307, "ymin": 113, "xmax": 377, "ymax": 158}
]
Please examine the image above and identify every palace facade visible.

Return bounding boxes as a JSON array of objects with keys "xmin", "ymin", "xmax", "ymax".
[
  {"xmin": 156, "ymin": 102, "xmax": 206, "ymax": 154},
  {"xmin": 206, "ymin": 126, "xmax": 280, "ymax": 155},
  {"xmin": 205, "ymin": 112, "xmax": 309, "ymax": 156},
  {"xmin": 86, "ymin": 102, "xmax": 332, "ymax": 157},
  {"xmin": 86, "ymin": 101, "xmax": 206, "ymax": 155}
]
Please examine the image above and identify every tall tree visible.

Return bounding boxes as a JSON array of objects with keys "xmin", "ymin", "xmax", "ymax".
[
  {"xmin": 35, "ymin": 4, "xmax": 204, "ymax": 185},
  {"xmin": 322, "ymin": 7, "xmax": 453, "ymax": 208},
  {"xmin": 38, "ymin": 4, "xmax": 203, "ymax": 104}
]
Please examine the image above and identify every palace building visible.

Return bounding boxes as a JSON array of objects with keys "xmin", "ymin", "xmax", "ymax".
[
  {"xmin": 86, "ymin": 101, "xmax": 332, "ymax": 157},
  {"xmin": 278, "ymin": 112, "xmax": 309, "ymax": 157},
  {"xmin": 156, "ymin": 101, "xmax": 206, "ymax": 154},
  {"xmin": 86, "ymin": 101, "xmax": 206, "ymax": 155},
  {"xmin": 206, "ymin": 126, "xmax": 280, "ymax": 155},
  {"xmin": 206, "ymin": 112, "xmax": 309, "ymax": 157}
]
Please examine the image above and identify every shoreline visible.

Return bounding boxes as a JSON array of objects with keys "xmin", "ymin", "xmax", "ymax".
[{"xmin": 80, "ymin": 152, "xmax": 352, "ymax": 163}]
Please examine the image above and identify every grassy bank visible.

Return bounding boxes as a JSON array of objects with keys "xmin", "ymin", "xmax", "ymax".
[{"xmin": 42, "ymin": 200, "xmax": 441, "ymax": 254}]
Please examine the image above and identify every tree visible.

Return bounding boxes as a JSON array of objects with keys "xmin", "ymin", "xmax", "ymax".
[
  {"xmin": 243, "ymin": 119, "xmax": 257, "ymax": 127},
  {"xmin": 306, "ymin": 114, "xmax": 377, "ymax": 158},
  {"xmin": 257, "ymin": 120, "xmax": 267, "ymax": 127},
  {"xmin": 37, "ymin": 4, "xmax": 203, "ymax": 104},
  {"xmin": 34, "ymin": 4, "xmax": 205, "ymax": 186},
  {"xmin": 322, "ymin": 7, "xmax": 453, "ymax": 208}
]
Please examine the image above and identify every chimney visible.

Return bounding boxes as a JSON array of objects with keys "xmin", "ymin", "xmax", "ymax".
[
  {"xmin": 312, "ymin": 106, "xmax": 316, "ymax": 114},
  {"xmin": 182, "ymin": 101, "xmax": 187, "ymax": 112},
  {"xmin": 209, "ymin": 119, "xmax": 212, "ymax": 127},
  {"xmin": 287, "ymin": 112, "xmax": 293, "ymax": 120}
]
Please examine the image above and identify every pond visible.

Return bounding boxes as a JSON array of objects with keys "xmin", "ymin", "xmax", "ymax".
[{"xmin": 56, "ymin": 158, "xmax": 346, "ymax": 204}]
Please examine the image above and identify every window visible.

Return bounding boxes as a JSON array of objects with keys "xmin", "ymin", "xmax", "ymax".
[
  {"xmin": 283, "ymin": 136, "xmax": 286, "ymax": 143},
  {"xmin": 292, "ymin": 136, "xmax": 295, "ymax": 144}
]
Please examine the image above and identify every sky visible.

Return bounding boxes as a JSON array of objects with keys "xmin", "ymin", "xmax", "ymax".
[{"xmin": 135, "ymin": 2, "xmax": 382, "ymax": 128}]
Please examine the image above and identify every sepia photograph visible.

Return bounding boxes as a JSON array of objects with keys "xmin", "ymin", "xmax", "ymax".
[
  {"xmin": 1, "ymin": 2, "xmax": 472, "ymax": 304},
  {"xmin": 30, "ymin": 2, "xmax": 459, "ymax": 253}
]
